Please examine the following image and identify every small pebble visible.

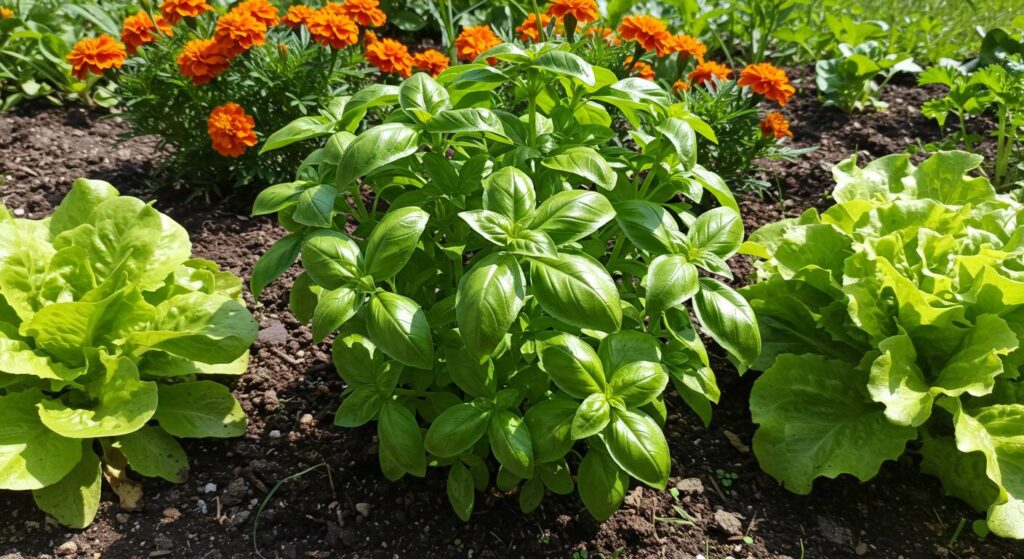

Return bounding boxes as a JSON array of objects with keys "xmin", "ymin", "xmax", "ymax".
[
  {"xmin": 355, "ymin": 503, "xmax": 371, "ymax": 517},
  {"xmin": 269, "ymin": 430, "xmax": 282, "ymax": 439}
]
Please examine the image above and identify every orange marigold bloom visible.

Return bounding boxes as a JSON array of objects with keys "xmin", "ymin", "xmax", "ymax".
[
  {"xmin": 338, "ymin": 0, "xmax": 386, "ymax": 27},
  {"xmin": 177, "ymin": 38, "xmax": 231, "ymax": 85},
  {"xmin": 688, "ymin": 60, "xmax": 731, "ymax": 86},
  {"xmin": 66, "ymin": 35, "xmax": 127, "ymax": 80},
  {"xmin": 215, "ymin": 8, "xmax": 268, "ymax": 57},
  {"xmin": 283, "ymin": 5, "xmax": 315, "ymax": 28},
  {"xmin": 413, "ymin": 49, "xmax": 450, "ymax": 77},
  {"xmin": 617, "ymin": 15, "xmax": 669, "ymax": 52},
  {"xmin": 672, "ymin": 80, "xmax": 690, "ymax": 93},
  {"xmin": 237, "ymin": 0, "xmax": 280, "ymax": 27},
  {"xmin": 365, "ymin": 29, "xmax": 378, "ymax": 45},
  {"xmin": 547, "ymin": 0, "xmax": 598, "ymax": 24},
  {"xmin": 208, "ymin": 103, "xmax": 258, "ymax": 157},
  {"xmin": 1, "ymin": 7, "xmax": 15, "ymax": 18},
  {"xmin": 658, "ymin": 33, "xmax": 706, "ymax": 61},
  {"xmin": 455, "ymin": 25, "xmax": 501, "ymax": 63},
  {"xmin": 307, "ymin": 4, "xmax": 359, "ymax": 49},
  {"xmin": 738, "ymin": 62, "xmax": 796, "ymax": 106},
  {"xmin": 625, "ymin": 57, "xmax": 654, "ymax": 80},
  {"xmin": 516, "ymin": 12, "xmax": 558, "ymax": 42},
  {"xmin": 159, "ymin": 0, "xmax": 212, "ymax": 25},
  {"xmin": 760, "ymin": 111, "xmax": 792, "ymax": 139},
  {"xmin": 121, "ymin": 11, "xmax": 173, "ymax": 55},
  {"xmin": 365, "ymin": 37, "xmax": 414, "ymax": 77}
]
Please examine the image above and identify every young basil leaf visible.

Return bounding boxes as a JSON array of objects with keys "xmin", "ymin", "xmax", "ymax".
[
  {"xmin": 542, "ymin": 147, "xmax": 617, "ymax": 190},
  {"xmin": 424, "ymin": 402, "xmax": 491, "ymax": 457},
  {"xmin": 447, "ymin": 462, "xmax": 475, "ymax": 521},
  {"xmin": 571, "ymin": 393, "xmax": 611, "ymax": 440},
  {"xmin": 519, "ymin": 475, "xmax": 545, "ymax": 513},
  {"xmin": 331, "ymin": 333, "xmax": 380, "ymax": 386},
  {"xmin": 687, "ymin": 207, "xmax": 744, "ymax": 258},
  {"xmin": 458, "ymin": 209, "xmax": 513, "ymax": 246},
  {"xmin": 311, "ymin": 286, "xmax": 361, "ymax": 343},
  {"xmin": 251, "ymin": 232, "xmax": 303, "ymax": 299},
  {"xmin": 608, "ymin": 361, "xmax": 669, "ymax": 408},
  {"xmin": 292, "ymin": 185, "xmax": 338, "ymax": 228},
  {"xmin": 534, "ymin": 49, "xmax": 596, "ymax": 86},
  {"xmin": 456, "ymin": 253, "xmax": 526, "ymax": 358},
  {"xmin": 334, "ymin": 385, "xmax": 384, "ymax": 427},
  {"xmin": 693, "ymin": 278, "xmax": 762, "ymax": 369},
  {"xmin": 537, "ymin": 333, "xmax": 607, "ymax": 398},
  {"xmin": 508, "ymin": 230, "xmax": 559, "ymax": 259},
  {"xmin": 301, "ymin": 230, "xmax": 362, "ymax": 290},
  {"xmin": 399, "ymin": 72, "xmax": 451, "ymax": 121},
  {"xmin": 598, "ymin": 331, "xmax": 662, "ymax": 376},
  {"xmin": 488, "ymin": 410, "xmax": 534, "ymax": 479},
  {"xmin": 539, "ymin": 459, "xmax": 574, "ymax": 495},
  {"xmin": 655, "ymin": 117, "xmax": 697, "ymax": 170},
  {"xmin": 253, "ymin": 182, "xmax": 307, "ymax": 217},
  {"xmin": 363, "ymin": 207, "xmax": 430, "ymax": 281},
  {"xmin": 643, "ymin": 255, "xmax": 699, "ymax": 317},
  {"xmin": 577, "ymin": 448, "xmax": 628, "ymax": 521},
  {"xmin": 425, "ymin": 108, "xmax": 504, "ymax": 135},
  {"xmin": 523, "ymin": 396, "xmax": 577, "ymax": 463},
  {"xmin": 613, "ymin": 200, "xmax": 680, "ymax": 255},
  {"xmin": 530, "ymin": 190, "xmax": 616, "ymax": 245},
  {"xmin": 447, "ymin": 347, "xmax": 498, "ymax": 399},
  {"xmin": 260, "ymin": 115, "xmax": 333, "ymax": 154},
  {"xmin": 604, "ymin": 409, "xmax": 671, "ymax": 489},
  {"xmin": 378, "ymin": 400, "xmax": 426, "ymax": 477},
  {"xmin": 335, "ymin": 123, "xmax": 420, "ymax": 189},
  {"xmin": 483, "ymin": 167, "xmax": 536, "ymax": 223},
  {"xmin": 367, "ymin": 292, "xmax": 434, "ymax": 370},
  {"xmin": 530, "ymin": 253, "xmax": 622, "ymax": 333}
]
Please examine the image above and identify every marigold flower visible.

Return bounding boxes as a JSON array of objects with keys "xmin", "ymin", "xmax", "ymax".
[
  {"xmin": 688, "ymin": 60, "xmax": 731, "ymax": 86},
  {"xmin": 121, "ymin": 11, "xmax": 173, "ymax": 55},
  {"xmin": 66, "ymin": 35, "xmax": 127, "ymax": 80},
  {"xmin": 547, "ymin": 0, "xmax": 598, "ymax": 24},
  {"xmin": 177, "ymin": 38, "xmax": 231, "ymax": 85},
  {"xmin": 208, "ymin": 103, "xmax": 258, "ymax": 157},
  {"xmin": 237, "ymin": 0, "xmax": 280, "ymax": 27},
  {"xmin": 617, "ymin": 15, "xmax": 669, "ymax": 52},
  {"xmin": 672, "ymin": 80, "xmax": 690, "ymax": 93},
  {"xmin": 338, "ymin": 0, "xmax": 386, "ymax": 27},
  {"xmin": 365, "ymin": 29, "xmax": 378, "ymax": 45},
  {"xmin": 365, "ymin": 37, "xmax": 414, "ymax": 77},
  {"xmin": 658, "ymin": 34, "xmax": 706, "ymax": 61},
  {"xmin": 760, "ymin": 111, "xmax": 792, "ymax": 139},
  {"xmin": 307, "ymin": 4, "xmax": 359, "ymax": 49},
  {"xmin": 215, "ymin": 8, "xmax": 268, "ymax": 57},
  {"xmin": 283, "ymin": 5, "xmax": 315, "ymax": 28},
  {"xmin": 413, "ymin": 49, "xmax": 450, "ymax": 77},
  {"xmin": 625, "ymin": 57, "xmax": 654, "ymax": 80},
  {"xmin": 1, "ymin": 7, "xmax": 15, "ymax": 18},
  {"xmin": 159, "ymin": 0, "xmax": 212, "ymax": 25},
  {"xmin": 455, "ymin": 25, "xmax": 501, "ymax": 63},
  {"xmin": 739, "ymin": 62, "xmax": 796, "ymax": 106},
  {"xmin": 516, "ymin": 12, "xmax": 558, "ymax": 42}
]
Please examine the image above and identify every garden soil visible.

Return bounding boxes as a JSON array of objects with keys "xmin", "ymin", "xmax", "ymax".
[{"xmin": 0, "ymin": 70, "xmax": 1016, "ymax": 559}]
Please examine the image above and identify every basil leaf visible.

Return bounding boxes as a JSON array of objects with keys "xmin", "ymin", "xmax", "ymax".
[
  {"xmin": 537, "ymin": 333, "xmax": 607, "ymax": 398},
  {"xmin": 687, "ymin": 207, "xmax": 744, "ymax": 258},
  {"xmin": 604, "ymin": 409, "xmax": 670, "ymax": 489},
  {"xmin": 301, "ymin": 230, "xmax": 362, "ymax": 290},
  {"xmin": 483, "ymin": 167, "xmax": 536, "ymax": 223},
  {"xmin": 643, "ymin": 255, "xmax": 698, "ymax": 316},
  {"xmin": 363, "ymin": 207, "xmax": 429, "ymax": 280},
  {"xmin": 488, "ymin": 410, "xmax": 534, "ymax": 479},
  {"xmin": 378, "ymin": 401, "xmax": 426, "ymax": 477},
  {"xmin": 542, "ymin": 147, "xmax": 617, "ymax": 190},
  {"xmin": 608, "ymin": 361, "xmax": 669, "ymax": 408},
  {"xmin": 336, "ymin": 123, "xmax": 420, "ymax": 188},
  {"xmin": 447, "ymin": 462, "xmax": 475, "ymax": 521},
  {"xmin": 577, "ymin": 449, "xmax": 628, "ymax": 521},
  {"xmin": 458, "ymin": 209, "xmax": 513, "ymax": 246},
  {"xmin": 530, "ymin": 190, "xmax": 616, "ymax": 245},
  {"xmin": 530, "ymin": 253, "xmax": 622, "ymax": 333},
  {"xmin": 571, "ymin": 393, "xmax": 611, "ymax": 440},
  {"xmin": 424, "ymin": 402, "xmax": 491, "ymax": 457},
  {"xmin": 693, "ymin": 278, "xmax": 761, "ymax": 369},
  {"xmin": 456, "ymin": 254, "xmax": 525, "ymax": 357},
  {"xmin": 367, "ymin": 292, "xmax": 434, "ymax": 370}
]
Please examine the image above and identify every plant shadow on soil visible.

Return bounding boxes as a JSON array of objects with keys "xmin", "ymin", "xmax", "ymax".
[{"xmin": 0, "ymin": 69, "xmax": 1016, "ymax": 559}]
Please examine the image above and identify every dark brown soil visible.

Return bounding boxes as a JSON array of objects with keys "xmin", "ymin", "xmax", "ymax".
[{"xmin": 0, "ymin": 74, "xmax": 1017, "ymax": 559}]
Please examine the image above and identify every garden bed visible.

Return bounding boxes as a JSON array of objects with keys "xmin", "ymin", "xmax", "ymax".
[{"xmin": 0, "ymin": 73, "xmax": 1016, "ymax": 559}]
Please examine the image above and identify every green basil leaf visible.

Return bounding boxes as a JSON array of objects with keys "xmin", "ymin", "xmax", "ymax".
[
  {"xmin": 539, "ymin": 459, "xmax": 574, "ymax": 495},
  {"xmin": 312, "ymin": 286, "xmax": 361, "ymax": 342},
  {"xmin": 608, "ymin": 361, "xmax": 669, "ymax": 408},
  {"xmin": 614, "ymin": 200, "xmax": 680, "ymax": 254},
  {"xmin": 534, "ymin": 49, "xmax": 596, "ymax": 86},
  {"xmin": 693, "ymin": 278, "xmax": 761, "ymax": 369},
  {"xmin": 378, "ymin": 400, "xmax": 426, "ymax": 477},
  {"xmin": 367, "ymin": 292, "xmax": 434, "ymax": 370},
  {"xmin": 577, "ymin": 449, "xmax": 628, "ymax": 521},
  {"xmin": 252, "ymin": 181, "xmax": 307, "ymax": 216},
  {"xmin": 598, "ymin": 331, "xmax": 661, "ymax": 375},
  {"xmin": 335, "ymin": 385, "xmax": 384, "ymax": 427},
  {"xmin": 655, "ymin": 117, "xmax": 697, "ymax": 170},
  {"xmin": 508, "ymin": 230, "xmax": 559, "ymax": 259},
  {"xmin": 336, "ymin": 123, "xmax": 420, "ymax": 188},
  {"xmin": 456, "ymin": 253, "xmax": 526, "ymax": 357},
  {"xmin": 643, "ymin": 255, "xmax": 698, "ymax": 316},
  {"xmin": 424, "ymin": 402, "xmax": 491, "ymax": 457},
  {"xmin": 292, "ymin": 185, "xmax": 338, "ymax": 228},
  {"xmin": 446, "ymin": 347, "xmax": 498, "ymax": 398},
  {"xmin": 542, "ymin": 147, "xmax": 617, "ymax": 190},
  {"xmin": 519, "ymin": 475, "xmax": 545, "ymax": 513},
  {"xmin": 483, "ymin": 167, "xmax": 535, "ymax": 222},
  {"xmin": 399, "ymin": 72, "xmax": 451, "ymax": 121},
  {"xmin": 530, "ymin": 253, "xmax": 622, "ymax": 333},
  {"xmin": 425, "ymin": 108, "xmax": 504, "ymax": 135},
  {"xmin": 301, "ymin": 230, "xmax": 362, "ymax": 289},
  {"xmin": 447, "ymin": 462, "xmax": 475, "ymax": 521},
  {"xmin": 260, "ymin": 116, "xmax": 332, "ymax": 154},
  {"xmin": 331, "ymin": 333, "xmax": 381, "ymax": 386},
  {"xmin": 604, "ymin": 409, "xmax": 670, "ymax": 489},
  {"xmin": 458, "ymin": 209, "xmax": 513, "ymax": 246},
  {"xmin": 251, "ymin": 232, "xmax": 302, "ymax": 299},
  {"xmin": 524, "ymin": 396, "xmax": 577, "ymax": 463},
  {"xmin": 687, "ymin": 207, "xmax": 743, "ymax": 258},
  {"xmin": 537, "ymin": 333, "xmax": 607, "ymax": 398},
  {"xmin": 364, "ymin": 207, "xmax": 430, "ymax": 280},
  {"xmin": 488, "ymin": 410, "xmax": 534, "ymax": 479},
  {"xmin": 572, "ymin": 393, "xmax": 611, "ymax": 440},
  {"xmin": 530, "ymin": 190, "xmax": 616, "ymax": 245}
]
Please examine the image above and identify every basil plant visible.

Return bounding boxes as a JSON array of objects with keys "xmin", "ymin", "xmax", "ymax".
[
  {"xmin": 254, "ymin": 42, "xmax": 760, "ymax": 521},
  {"xmin": 0, "ymin": 179, "xmax": 258, "ymax": 528},
  {"xmin": 742, "ymin": 152, "xmax": 1024, "ymax": 539}
]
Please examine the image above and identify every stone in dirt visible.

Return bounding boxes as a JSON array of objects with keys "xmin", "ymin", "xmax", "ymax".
[
  {"xmin": 257, "ymin": 320, "xmax": 288, "ymax": 346},
  {"xmin": 355, "ymin": 503, "xmax": 371, "ymax": 518},
  {"xmin": 714, "ymin": 510, "xmax": 744, "ymax": 536},
  {"xmin": 676, "ymin": 478, "xmax": 704, "ymax": 494}
]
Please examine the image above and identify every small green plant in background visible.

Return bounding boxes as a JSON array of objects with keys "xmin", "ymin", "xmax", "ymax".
[
  {"xmin": 0, "ymin": 179, "xmax": 258, "ymax": 528},
  {"xmin": 815, "ymin": 41, "xmax": 920, "ymax": 112},
  {"xmin": 253, "ymin": 42, "xmax": 761, "ymax": 522},
  {"xmin": 742, "ymin": 151, "xmax": 1024, "ymax": 540}
]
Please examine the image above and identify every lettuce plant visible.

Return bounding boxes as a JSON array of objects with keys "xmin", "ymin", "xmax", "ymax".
[
  {"xmin": 815, "ymin": 41, "xmax": 921, "ymax": 112},
  {"xmin": 254, "ymin": 41, "xmax": 760, "ymax": 521},
  {"xmin": 742, "ymin": 151, "xmax": 1024, "ymax": 539},
  {"xmin": 0, "ymin": 179, "xmax": 258, "ymax": 528}
]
